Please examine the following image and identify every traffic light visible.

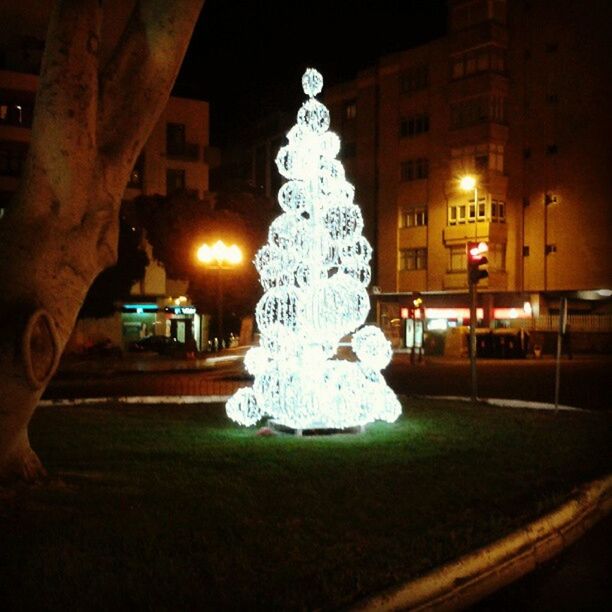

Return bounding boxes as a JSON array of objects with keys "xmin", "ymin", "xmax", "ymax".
[{"xmin": 467, "ymin": 241, "xmax": 488, "ymax": 285}]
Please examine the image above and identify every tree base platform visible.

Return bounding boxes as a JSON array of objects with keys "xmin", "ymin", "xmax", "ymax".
[{"xmin": 268, "ymin": 420, "xmax": 365, "ymax": 436}]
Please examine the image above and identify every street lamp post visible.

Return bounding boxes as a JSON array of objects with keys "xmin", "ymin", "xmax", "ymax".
[{"xmin": 196, "ymin": 240, "xmax": 242, "ymax": 349}]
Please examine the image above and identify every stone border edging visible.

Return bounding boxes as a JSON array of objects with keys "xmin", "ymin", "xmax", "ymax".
[
  {"xmin": 40, "ymin": 395, "xmax": 589, "ymax": 412},
  {"xmin": 417, "ymin": 395, "xmax": 589, "ymax": 412},
  {"xmin": 351, "ymin": 475, "xmax": 612, "ymax": 611},
  {"xmin": 39, "ymin": 395, "xmax": 232, "ymax": 407}
]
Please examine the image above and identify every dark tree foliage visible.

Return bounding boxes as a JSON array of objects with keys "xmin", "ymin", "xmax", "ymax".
[
  {"xmin": 131, "ymin": 190, "xmax": 275, "ymax": 323},
  {"xmin": 79, "ymin": 218, "xmax": 149, "ymax": 318}
]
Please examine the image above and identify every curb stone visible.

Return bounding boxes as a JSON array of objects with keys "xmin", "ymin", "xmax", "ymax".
[
  {"xmin": 39, "ymin": 395, "xmax": 232, "ymax": 407},
  {"xmin": 416, "ymin": 395, "xmax": 590, "ymax": 412},
  {"xmin": 40, "ymin": 395, "xmax": 590, "ymax": 412},
  {"xmin": 351, "ymin": 475, "xmax": 612, "ymax": 611}
]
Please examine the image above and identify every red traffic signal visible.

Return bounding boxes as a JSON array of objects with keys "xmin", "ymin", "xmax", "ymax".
[{"xmin": 467, "ymin": 241, "xmax": 488, "ymax": 285}]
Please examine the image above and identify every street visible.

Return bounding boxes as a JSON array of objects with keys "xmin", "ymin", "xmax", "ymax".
[
  {"xmin": 45, "ymin": 354, "xmax": 611, "ymax": 412},
  {"xmin": 387, "ymin": 355, "xmax": 611, "ymax": 411}
]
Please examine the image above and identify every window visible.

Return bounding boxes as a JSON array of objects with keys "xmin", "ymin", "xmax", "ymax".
[
  {"xmin": 545, "ymin": 244, "xmax": 557, "ymax": 254},
  {"xmin": 449, "ymin": 195, "xmax": 507, "ymax": 226},
  {"xmin": 491, "ymin": 199, "xmax": 506, "ymax": 222},
  {"xmin": 399, "ymin": 248, "xmax": 427, "ymax": 271},
  {"xmin": 344, "ymin": 100, "xmax": 357, "ymax": 120},
  {"xmin": 400, "ymin": 64, "xmax": 428, "ymax": 95},
  {"xmin": 166, "ymin": 168, "xmax": 185, "ymax": 194},
  {"xmin": 451, "ymin": 95, "xmax": 506, "ymax": 128},
  {"xmin": 451, "ymin": 242, "xmax": 506, "ymax": 271},
  {"xmin": 546, "ymin": 144, "xmax": 558, "ymax": 155},
  {"xmin": 166, "ymin": 123, "xmax": 186, "ymax": 156},
  {"xmin": 523, "ymin": 246, "xmax": 530, "ymax": 257},
  {"xmin": 400, "ymin": 207, "xmax": 427, "ymax": 228},
  {"xmin": 400, "ymin": 113, "xmax": 430, "ymax": 138},
  {"xmin": 451, "ymin": 46, "xmax": 507, "ymax": 80},
  {"xmin": 401, "ymin": 158, "xmax": 429, "ymax": 181},
  {"xmin": 467, "ymin": 195, "xmax": 487, "ymax": 222},
  {"xmin": 449, "ymin": 246, "xmax": 467, "ymax": 272}
]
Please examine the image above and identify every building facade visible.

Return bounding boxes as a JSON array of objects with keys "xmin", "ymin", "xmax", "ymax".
[{"xmin": 325, "ymin": 0, "xmax": 611, "ymax": 345}]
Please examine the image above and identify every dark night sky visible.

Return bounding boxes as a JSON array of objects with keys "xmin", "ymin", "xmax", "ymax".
[{"xmin": 174, "ymin": 0, "xmax": 448, "ymax": 145}]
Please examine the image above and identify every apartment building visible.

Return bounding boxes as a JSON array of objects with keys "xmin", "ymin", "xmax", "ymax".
[{"xmin": 325, "ymin": 0, "xmax": 611, "ymax": 342}]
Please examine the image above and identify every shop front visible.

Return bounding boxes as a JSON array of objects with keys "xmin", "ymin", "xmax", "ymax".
[
  {"xmin": 374, "ymin": 291, "xmax": 533, "ymax": 355},
  {"xmin": 121, "ymin": 302, "xmax": 207, "ymax": 351}
]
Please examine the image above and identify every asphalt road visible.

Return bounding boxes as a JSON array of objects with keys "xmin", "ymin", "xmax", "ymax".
[
  {"xmin": 387, "ymin": 354, "xmax": 610, "ymax": 411},
  {"xmin": 46, "ymin": 354, "xmax": 611, "ymax": 411}
]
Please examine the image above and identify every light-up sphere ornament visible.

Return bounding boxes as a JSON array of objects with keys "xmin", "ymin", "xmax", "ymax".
[{"xmin": 226, "ymin": 68, "xmax": 401, "ymax": 431}]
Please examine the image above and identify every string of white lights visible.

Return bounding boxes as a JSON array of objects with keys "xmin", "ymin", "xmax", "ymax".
[{"xmin": 226, "ymin": 68, "xmax": 401, "ymax": 430}]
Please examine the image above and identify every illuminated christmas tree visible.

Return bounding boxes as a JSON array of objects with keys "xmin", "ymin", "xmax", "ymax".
[{"xmin": 226, "ymin": 68, "xmax": 400, "ymax": 431}]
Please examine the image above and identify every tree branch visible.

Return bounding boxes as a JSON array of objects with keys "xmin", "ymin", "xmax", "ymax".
[{"xmin": 98, "ymin": 0, "xmax": 204, "ymax": 193}]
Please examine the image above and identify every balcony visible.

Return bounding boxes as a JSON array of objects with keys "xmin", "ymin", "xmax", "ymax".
[
  {"xmin": 443, "ymin": 220, "xmax": 507, "ymax": 245},
  {"xmin": 447, "ymin": 122, "xmax": 509, "ymax": 147},
  {"xmin": 449, "ymin": 73, "xmax": 509, "ymax": 100}
]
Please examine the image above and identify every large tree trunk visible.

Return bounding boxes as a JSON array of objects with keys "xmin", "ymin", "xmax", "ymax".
[{"xmin": 0, "ymin": 0, "xmax": 204, "ymax": 482}]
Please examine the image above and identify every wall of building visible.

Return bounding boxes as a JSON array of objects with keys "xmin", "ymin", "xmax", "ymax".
[
  {"xmin": 507, "ymin": 0, "xmax": 612, "ymax": 292},
  {"xmin": 325, "ymin": 0, "xmax": 611, "ymax": 319},
  {"xmin": 143, "ymin": 96, "xmax": 210, "ymax": 198}
]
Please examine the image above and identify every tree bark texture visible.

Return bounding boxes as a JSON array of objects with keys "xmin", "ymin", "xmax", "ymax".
[{"xmin": 0, "ymin": 0, "xmax": 204, "ymax": 482}]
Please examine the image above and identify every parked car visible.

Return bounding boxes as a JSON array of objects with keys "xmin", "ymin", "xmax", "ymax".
[{"xmin": 129, "ymin": 335, "xmax": 182, "ymax": 355}]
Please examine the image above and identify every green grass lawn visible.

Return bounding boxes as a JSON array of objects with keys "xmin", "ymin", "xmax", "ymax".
[{"xmin": 2, "ymin": 399, "xmax": 610, "ymax": 610}]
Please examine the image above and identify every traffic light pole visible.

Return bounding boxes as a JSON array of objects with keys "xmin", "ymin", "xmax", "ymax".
[{"xmin": 469, "ymin": 279, "xmax": 478, "ymax": 401}]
